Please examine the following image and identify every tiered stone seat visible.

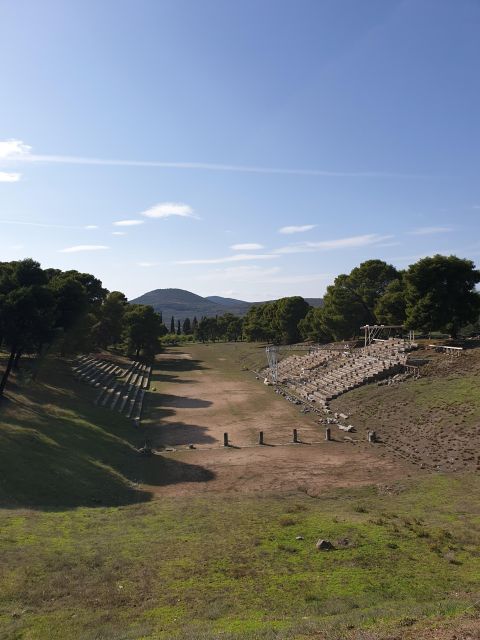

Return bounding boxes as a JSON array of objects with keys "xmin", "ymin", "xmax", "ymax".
[
  {"xmin": 276, "ymin": 339, "xmax": 412, "ymax": 405},
  {"xmin": 74, "ymin": 356, "xmax": 151, "ymax": 425}
]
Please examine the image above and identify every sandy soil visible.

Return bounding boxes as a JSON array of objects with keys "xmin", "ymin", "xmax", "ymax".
[{"xmin": 140, "ymin": 346, "xmax": 415, "ymax": 496}]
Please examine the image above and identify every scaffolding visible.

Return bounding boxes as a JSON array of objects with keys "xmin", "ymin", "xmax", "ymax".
[{"xmin": 360, "ymin": 324, "xmax": 409, "ymax": 347}]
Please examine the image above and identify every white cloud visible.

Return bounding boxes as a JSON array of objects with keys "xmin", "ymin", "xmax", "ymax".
[
  {"xmin": 0, "ymin": 139, "xmax": 423, "ymax": 179},
  {"xmin": 113, "ymin": 219, "xmax": 144, "ymax": 226},
  {"xmin": 0, "ymin": 171, "xmax": 21, "ymax": 182},
  {"xmin": 138, "ymin": 261, "xmax": 159, "ymax": 267},
  {"xmin": 0, "ymin": 139, "xmax": 31, "ymax": 159},
  {"xmin": 407, "ymin": 226, "xmax": 452, "ymax": 235},
  {"xmin": 84, "ymin": 224, "xmax": 98, "ymax": 230},
  {"xmin": 275, "ymin": 233, "xmax": 392, "ymax": 254},
  {"xmin": 196, "ymin": 264, "xmax": 330, "ymax": 286},
  {"xmin": 141, "ymin": 202, "xmax": 197, "ymax": 219},
  {"xmin": 230, "ymin": 243, "xmax": 264, "ymax": 251},
  {"xmin": 177, "ymin": 253, "xmax": 279, "ymax": 265},
  {"xmin": 0, "ymin": 219, "xmax": 86, "ymax": 229},
  {"xmin": 278, "ymin": 224, "xmax": 316, "ymax": 235},
  {"xmin": 112, "ymin": 231, "xmax": 126, "ymax": 236},
  {"xmin": 59, "ymin": 245, "xmax": 109, "ymax": 253}
]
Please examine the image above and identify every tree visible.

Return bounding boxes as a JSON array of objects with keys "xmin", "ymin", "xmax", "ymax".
[
  {"xmin": 176, "ymin": 319, "xmax": 181, "ymax": 335},
  {"xmin": 182, "ymin": 317, "xmax": 192, "ymax": 334},
  {"xmin": 404, "ymin": 255, "xmax": 480, "ymax": 337},
  {"xmin": 0, "ymin": 260, "xmax": 56, "ymax": 396},
  {"xmin": 298, "ymin": 307, "xmax": 331, "ymax": 343},
  {"xmin": 319, "ymin": 260, "xmax": 401, "ymax": 340},
  {"xmin": 273, "ymin": 297, "xmax": 310, "ymax": 344},
  {"xmin": 170, "ymin": 316, "xmax": 175, "ymax": 334},
  {"xmin": 375, "ymin": 279, "xmax": 406, "ymax": 325},
  {"xmin": 124, "ymin": 304, "xmax": 164, "ymax": 359},
  {"xmin": 94, "ymin": 291, "xmax": 128, "ymax": 348}
]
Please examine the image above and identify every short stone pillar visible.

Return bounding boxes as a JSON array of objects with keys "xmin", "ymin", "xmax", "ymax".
[
  {"xmin": 223, "ymin": 432, "xmax": 229, "ymax": 447},
  {"xmin": 293, "ymin": 428, "xmax": 298, "ymax": 443},
  {"xmin": 325, "ymin": 427, "xmax": 331, "ymax": 441},
  {"xmin": 259, "ymin": 431, "xmax": 264, "ymax": 445},
  {"xmin": 368, "ymin": 430, "xmax": 377, "ymax": 443}
]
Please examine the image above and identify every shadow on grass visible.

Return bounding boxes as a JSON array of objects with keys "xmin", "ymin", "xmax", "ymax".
[
  {"xmin": 143, "ymin": 419, "xmax": 217, "ymax": 447},
  {"xmin": 0, "ymin": 359, "xmax": 215, "ymax": 511}
]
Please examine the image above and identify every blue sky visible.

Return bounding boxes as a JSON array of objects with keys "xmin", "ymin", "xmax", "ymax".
[{"xmin": 1, "ymin": 0, "xmax": 479, "ymax": 301}]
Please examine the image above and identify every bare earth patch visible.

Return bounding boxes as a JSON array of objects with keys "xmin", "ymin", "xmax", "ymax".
[{"xmin": 141, "ymin": 345, "xmax": 415, "ymax": 497}]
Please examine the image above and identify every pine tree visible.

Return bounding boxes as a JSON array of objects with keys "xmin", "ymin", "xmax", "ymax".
[
  {"xmin": 192, "ymin": 316, "xmax": 198, "ymax": 331},
  {"xmin": 177, "ymin": 319, "xmax": 181, "ymax": 335},
  {"xmin": 170, "ymin": 316, "xmax": 175, "ymax": 334},
  {"xmin": 182, "ymin": 317, "xmax": 192, "ymax": 334}
]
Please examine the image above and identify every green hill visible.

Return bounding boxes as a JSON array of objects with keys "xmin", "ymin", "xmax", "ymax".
[{"xmin": 130, "ymin": 288, "xmax": 323, "ymax": 322}]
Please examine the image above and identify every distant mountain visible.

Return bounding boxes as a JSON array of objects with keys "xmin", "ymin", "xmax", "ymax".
[
  {"xmin": 205, "ymin": 295, "xmax": 251, "ymax": 309},
  {"xmin": 130, "ymin": 288, "xmax": 322, "ymax": 323}
]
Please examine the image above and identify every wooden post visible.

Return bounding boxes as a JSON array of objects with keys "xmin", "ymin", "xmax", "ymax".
[
  {"xmin": 325, "ymin": 427, "xmax": 331, "ymax": 441},
  {"xmin": 293, "ymin": 428, "xmax": 298, "ymax": 443},
  {"xmin": 223, "ymin": 432, "xmax": 229, "ymax": 447},
  {"xmin": 259, "ymin": 431, "xmax": 264, "ymax": 445}
]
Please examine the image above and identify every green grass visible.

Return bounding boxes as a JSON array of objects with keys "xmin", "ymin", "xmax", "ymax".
[
  {"xmin": 0, "ymin": 475, "xmax": 479, "ymax": 639},
  {"xmin": 1, "ymin": 345, "xmax": 480, "ymax": 639}
]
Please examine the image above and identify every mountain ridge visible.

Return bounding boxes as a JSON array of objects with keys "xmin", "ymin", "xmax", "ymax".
[{"xmin": 130, "ymin": 288, "xmax": 322, "ymax": 323}]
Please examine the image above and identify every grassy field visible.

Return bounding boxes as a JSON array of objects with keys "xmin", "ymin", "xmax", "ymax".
[
  {"xmin": 0, "ymin": 344, "xmax": 479, "ymax": 639},
  {"xmin": 331, "ymin": 347, "xmax": 480, "ymax": 472}
]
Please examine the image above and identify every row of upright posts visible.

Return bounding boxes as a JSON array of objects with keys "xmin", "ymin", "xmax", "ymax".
[{"xmin": 221, "ymin": 426, "xmax": 362, "ymax": 447}]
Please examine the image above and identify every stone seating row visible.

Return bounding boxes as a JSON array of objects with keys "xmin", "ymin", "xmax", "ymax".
[
  {"xmin": 73, "ymin": 356, "xmax": 152, "ymax": 423},
  {"xmin": 278, "ymin": 338, "xmax": 410, "ymax": 405}
]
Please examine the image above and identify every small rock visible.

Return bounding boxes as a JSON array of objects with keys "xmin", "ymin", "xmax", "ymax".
[
  {"xmin": 315, "ymin": 539, "xmax": 335, "ymax": 551},
  {"xmin": 188, "ymin": 444, "xmax": 195, "ymax": 449},
  {"xmin": 296, "ymin": 536, "xmax": 304, "ymax": 541}
]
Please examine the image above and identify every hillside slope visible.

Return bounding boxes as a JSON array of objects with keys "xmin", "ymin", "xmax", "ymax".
[
  {"xmin": 330, "ymin": 344, "xmax": 480, "ymax": 472},
  {"xmin": 0, "ymin": 353, "xmax": 217, "ymax": 508},
  {"xmin": 130, "ymin": 288, "xmax": 323, "ymax": 322}
]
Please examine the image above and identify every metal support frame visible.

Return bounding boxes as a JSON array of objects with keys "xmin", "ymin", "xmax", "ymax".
[
  {"xmin": 265, "ymin": 345, "xmax": 278, "ymax": 383},
  {"xmin": 360, "ymin": 324, "xmax": 405, "ymax": 347}
]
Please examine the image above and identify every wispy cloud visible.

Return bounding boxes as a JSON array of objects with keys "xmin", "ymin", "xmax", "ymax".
[
  {"xmin": 141, "ymin": 202, "xmax": 197, "ymax": 219},
  {"xmin": 0, "ymin": 219, "xmax": 90, "ymax": 230},
  {"xmin": 0, "ymin": 171, "xmax": 21, "ymax": 182},
  {"xmin": 177, "ymin": 253, "xmax": 279, "ymax": 265},
  {"xmin": 278, "ymin": 224, "xmax": 316, "ymax": 235},
  {"xmin": 138, "ymin": 261, "xmax": 159, "ymax": 267},
  {"xmin": 196, "ymin": 265, "xmax": 330, "ymax": 286},
  {"xmin": 112, "ymin": 231, "xmax": 126, "ymax": 236},
  {"xmin": 84, "ymin": 224, "xmax": 99, "ymax": 230},
  {"xmin": 407, "ymin": 226, "xmax": 452, "ymax": 235},
  {"xmin": 113, "ymin": 219, "xmax": 144, "ymax": 227},
  {"xmin": 59, "ymin": 245, "xmax": 109, "ymax": 253},
  {"xmin": 275, "ymin": 233, "xmax": 392, "ymax": 254},
  {"xmin": 0, "ymin": 139, "xmax": 425, "ymax": 179},
  {"xmin": 230, "ymin": 243, "xmax": 264, "ymax": 251}
]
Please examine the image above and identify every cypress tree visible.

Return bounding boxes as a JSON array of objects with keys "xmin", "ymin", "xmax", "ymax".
[{"xmin": 170, "ymin": 316, "xmax": 175, "ymax": 333}]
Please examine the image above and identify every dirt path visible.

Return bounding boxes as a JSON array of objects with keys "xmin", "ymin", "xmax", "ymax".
[{"xmin": 140, "ymin": 344, "xmax": 417, "ymax": 496}]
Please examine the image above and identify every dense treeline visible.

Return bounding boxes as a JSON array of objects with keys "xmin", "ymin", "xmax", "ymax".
[
  {"xmin": 0, "ymin": 259, "xmax": 167, "ymax": 396},
  {"xmin": 1, "ymin": 254, "xmax": 479, "ymax": 396},
  {"xmin": 299, "ymin": 255, "xmax": 480, "ymax": 342}
]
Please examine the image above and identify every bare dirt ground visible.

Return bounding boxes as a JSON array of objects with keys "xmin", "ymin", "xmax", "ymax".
[
  {"xmin": 140, "ymin": 344, "xmax": 416, "ymax": 496},
  {"xmin": 330, "ymin": 345, "xmax": 480, "ymax": 474}
]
